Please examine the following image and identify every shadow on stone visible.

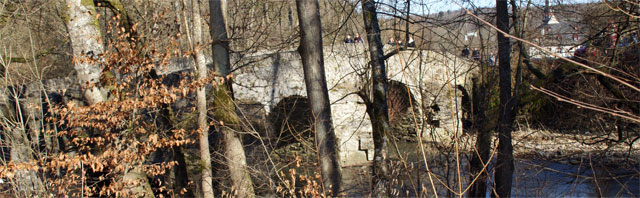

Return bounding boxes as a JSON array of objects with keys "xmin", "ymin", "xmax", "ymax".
[
  {"xmin": 387, "ymin": 80, "xmax": 420, "ymax": 139},
  {"xmin": 268, "ymin": 95, "xmax": 314, "ymax": 148}
]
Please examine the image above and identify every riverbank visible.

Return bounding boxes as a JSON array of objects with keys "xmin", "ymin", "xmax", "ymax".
[{"xmin": 511, "ymin": 128, "xmax": 640, "ymax": 165}]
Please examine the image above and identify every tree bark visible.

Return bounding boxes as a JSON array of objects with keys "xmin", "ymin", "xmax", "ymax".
[
  {"xmin": 64, "ymin": 0, "xmax": 153, "ymax": 197},
  {"xmin": 188, "ymin": 0, "xmax": 215, "ymax": 197},
  {"xmin": 468, "ymin": 78, "xmax": 491, "ymax": 198},
  {"xmin": 295, "ymin": 0, "xmax": 342, "ymax": 196},
  {"xmin": 65, "ymin": 0, "xmax": 107, "ymax": 105},
  {"xmin": 404, "ymin": 0, "xmax": 410, "ymax": 49},
  {"xmin": 494, "ymin": 0, "xmax": 515, "ymax": 197},
  {"xmin": 361, "ymin": 0, "xmax": 391, "ymax": 196},
  {"xmin": 154, "ymin": 103, "xmax": 193, "ymax": 197},
  {"xmin": 209, "ymin": 0, "xmax": 255, "ymax": 197},
  {"xmin": 172, "ymin": 147, "xmax": 192, "ymax": 196},
  {"xmin": 509, "ymin": 0, "xmax": 547, "ymax": 80},
  {"xmin": 95, "ymin": 0, "xmax": 134, "ymax": 39}
]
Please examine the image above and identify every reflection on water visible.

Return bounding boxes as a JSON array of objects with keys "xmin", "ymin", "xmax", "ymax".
[
  {"xmin": 342, "ymin": 141, "xmax": 640, "ymax": 197},
  {"xmin": 514, "ymin": 160, "xmax": 639, "ymax": 197}
]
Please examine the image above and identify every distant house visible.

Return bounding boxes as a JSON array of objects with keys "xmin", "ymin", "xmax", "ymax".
[
  {"xmin": 529, "ymin": 1, "xmax": 584, "ymax": 58},
  {"xmin": 464, "ymin": 31, "xmax": 477, "ymax": 42}
]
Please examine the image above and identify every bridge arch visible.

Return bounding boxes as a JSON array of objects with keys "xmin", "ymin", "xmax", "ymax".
[
  {"xmin": 267, "ymin": 95, "xmax": 314, "ymax": 148},
  {"xmin": 387, "ymin": 80, "xmax": 421, "ymax": 138}
]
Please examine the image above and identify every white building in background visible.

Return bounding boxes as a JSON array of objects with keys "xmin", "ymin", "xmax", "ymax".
[
  {"xmin": 529, "ymin": 45, "xmax": 577, "ymax": 59},
  {"xmin": 464, "ymin": 31, "xmax": 477, "ymax": 41},
  {"xmin": 530, "ymin": 0, "xmax": 584, "ymax": 59}
]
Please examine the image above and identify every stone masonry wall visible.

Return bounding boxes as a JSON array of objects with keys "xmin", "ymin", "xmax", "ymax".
[
  {"xmin": 232, "ymin": 45, "xmax": 472, "ymax": 166},
  {"xmin": 0, "ymin": 45, "xmax": 473, "ymax": 167}
]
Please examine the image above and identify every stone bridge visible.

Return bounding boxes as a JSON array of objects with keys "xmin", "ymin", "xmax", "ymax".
[
  {"xmin": 229, "ymin": 45, "xmax": 472, "ymax": 166},
  {"xmin": 0, "ymin": 45, "xmax": 472, "ymax": 167}
]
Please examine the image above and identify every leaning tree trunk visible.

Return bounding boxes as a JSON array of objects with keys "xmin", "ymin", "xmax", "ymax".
[
  {"xmin": 65, "ymin": 0, "xmax": 107, "ymax": 104},
  {"xmin": 295, "ymin": 0, "xmax": 342, "ymax": 195},
  {"xmin": 361, "ymin": 0, "xmax": 391, "ymax": 196},
  {"xmin": 509, "ymin": 0, "xmax": 546, "ymax": 80},
  {"xmin": 209, "ymin": 0, "xmax": 255, "ymax": 197},
  {"xmin": 494, "ymin": 0, "xmax": 515, "ymax": 197},
  {"xmin": 64, "ymin": 0, "xmax": 153, "ymax": 197},
  {"xmin": 189, "ymin": 0, "xmax": 215, "ymax": 197}
]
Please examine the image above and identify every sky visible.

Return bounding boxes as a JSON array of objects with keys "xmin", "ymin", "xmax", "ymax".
[{"xmin": 410, "ymin": 0, "xmax": 599, "ymax": 14}]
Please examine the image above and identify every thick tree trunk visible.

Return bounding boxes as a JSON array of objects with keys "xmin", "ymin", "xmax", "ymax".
[
  {"xmin": 64, "ymin": 0, "xmax": 153, "ymax": 197},
  {"xmin": 213, "ymin": 86, "xmax": 255, "ymax": 197},
  {"xmin": 494, "ymin": 0, "xmax": 515, "ymax": 197},
  {"xmin": 209, "ymin": 0, "xmax": 255, "ymax": 197},
  {"xmin": 65, "ymin": 0, "xmax": 107, "ymax": 104},
  {"xmin": 188, "ymin": 0, "xmax": 215, "ymax": 197},
  {"xmin": 361, "ymin": 0, "xmax": 391, "ymax": 196},
  {"xmin": 153, "ymin": 102, "xmax": 194, "ymax": 197},
  {"xmin": 95, "ymin": 0, "xmax": 135, "ymax": 41},
  {"xmin": 468, "ymin": 78, "xmax": 491, "ymax": 198},
  {"xmin": 172, "ymin": 147, "xmax": 192, "ymax": 196},
  {"xmin": 295, "ymin": 0, "xmax": 342, "ymax": 195}
]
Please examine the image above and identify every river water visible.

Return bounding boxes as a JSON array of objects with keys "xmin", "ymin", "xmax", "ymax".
[{"xmin": 341, "ymin": 141, "xmax": 639, "ymax": 197}]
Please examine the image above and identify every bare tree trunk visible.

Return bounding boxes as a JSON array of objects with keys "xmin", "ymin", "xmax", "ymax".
[
  {"xmin": 64, "ymin": 0, "xmax": 153, "ymax": 197},
  {"xmin": 152, "ymin": 103, "xmax": 193, "ymax": 197},
  {"xmin": 172, "ymin": 147, "xmax": 192, "ymax": 195},
  {"xmin": 168, "ymin": 3, "xmax": 194, "ymax": 195},
  {"xmin": 404, "ymin": 0, "xmax": 410, "ymax": 49},
  {"xmin": 295, "ymin": 0, "xmax": 342, "ymax": 195},
  {"xmin": 209, "ymin": 0, "xmax": 255, "ymax": 197},
  {"xmin": 65, "ymin": 0, "xmax": 107, "ymax": 104},
  {"xmin": 189, "ymin": 0, "xmax": 215, "ymax": 197},
  {"xmin": 96, "ymin": 0, "xmax": 135, "ymax": 42},
  {"xmin": 468, "ymin": 78, "xmax": 491, "ymax": 198},
  {"xmin": 494, "ymin": 0, "xmax": 515, "ymax": 197},
  {"xmin": 361, "ymin": 0, "xmax": 391, "ymax": 196},
  {"xmin": 509, "ymin": 0, "xmax": 546, "ymax": 80}
]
